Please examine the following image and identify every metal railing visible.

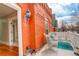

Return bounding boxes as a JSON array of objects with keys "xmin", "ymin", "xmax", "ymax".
[{"xmin": 48, "ymin": 31, "xmax": 79, "ymax": 53}]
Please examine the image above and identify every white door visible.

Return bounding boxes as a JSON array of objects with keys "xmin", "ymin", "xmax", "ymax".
[{"xmin": 9, "ymin": 19, "xmax": 18, "ymax": 47}]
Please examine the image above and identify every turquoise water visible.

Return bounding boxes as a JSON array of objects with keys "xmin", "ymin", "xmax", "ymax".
[{"xmin": 57, "ymin": 41, "xmax": 73, "ymax": 51}]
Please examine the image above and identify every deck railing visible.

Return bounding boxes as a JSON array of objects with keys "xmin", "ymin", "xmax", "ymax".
[{"xmin": 48, "ymin": 31, "xmax": 79, "ymax": 54}]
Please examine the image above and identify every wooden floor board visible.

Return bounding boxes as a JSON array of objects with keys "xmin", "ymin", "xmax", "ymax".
[{"xmin": 0, "ymin": 43, "xmax": 19, "ymax": 56}]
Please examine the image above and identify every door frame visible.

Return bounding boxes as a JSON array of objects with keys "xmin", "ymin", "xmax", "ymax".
[
  {"xmin": 8, "ymin": 16, "xmax": 18, "ymax": 47},
  {"xmin": 3, "ymin": 3, "xmax": 23, "ymax": 56}
]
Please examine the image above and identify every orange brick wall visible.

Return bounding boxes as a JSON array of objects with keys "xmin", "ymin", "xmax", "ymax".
[
  {"xmin": 17, "ymin": 3, "xmax": 35, "ymax": 53},
  {"xmin": 17, "ymin": 3, "xmax": 53, "ymax": 54},
  {"xmin": 34, "ymin": 4, "xmax": 52, "ymax": 49}
]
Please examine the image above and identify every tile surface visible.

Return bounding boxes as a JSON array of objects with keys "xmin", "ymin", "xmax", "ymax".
[{"xmin": 35, "ymin": 44, "xmax": 75, "ymax": 56}]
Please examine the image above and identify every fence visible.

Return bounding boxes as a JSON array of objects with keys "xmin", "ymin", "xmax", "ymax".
[{"xmin": 48, "ymin": 31, "xmax": 79, "ymax": 53}]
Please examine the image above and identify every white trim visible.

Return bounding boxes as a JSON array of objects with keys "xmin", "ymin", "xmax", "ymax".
[
  {"xmin": 8, "ymin": 16, "xmax": 17, "ymax": 47},
  {"xmin": 8, "ymin": 18, "xmax": 13, "ymax": 46},
  {"xmin": 2, "ymin": 3, "xmax": 23, "ymax": 56},
  {"xmin": 0, "ymin": 41, "xmax": 9, "ymax": 46}
]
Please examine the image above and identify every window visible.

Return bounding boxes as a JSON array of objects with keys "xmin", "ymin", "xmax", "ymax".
[{"xmin": 44, "ymin": 18, "xmax": 49, "ymax": 34}]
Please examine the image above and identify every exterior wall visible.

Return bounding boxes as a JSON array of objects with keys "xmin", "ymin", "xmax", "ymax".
[
  {"xmin": 34, "ymin": 4, "xmax": 52, "ymax": 49},
  {"xmin": 17, "ymin": 3, "xmax": 53, "ymax": 54},
  {"xmin": 17, "ymin": 3, "xmax": 35, "ymax": 53}
]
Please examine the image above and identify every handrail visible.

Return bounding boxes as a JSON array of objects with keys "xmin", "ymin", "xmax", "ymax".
[
  {"xmin": 49, "ymin": 31, "xmax": 79, "ymax": 48},
  {"xmin": 48, "ymin": 31, "xmax": 79, "ymax": 53}
]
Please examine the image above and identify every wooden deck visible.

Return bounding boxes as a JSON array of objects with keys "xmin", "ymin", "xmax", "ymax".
[{"xmin": 0, "ymin": 43, "xmax": 19, "ymax": 56}]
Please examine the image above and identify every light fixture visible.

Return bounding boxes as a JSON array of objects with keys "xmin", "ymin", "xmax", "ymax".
[{"xmin": 24, "ymin": 9, "xmax": 31, "ymax": 23}]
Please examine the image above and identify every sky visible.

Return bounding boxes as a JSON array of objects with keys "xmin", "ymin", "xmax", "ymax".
[
  {"xmin": 48, "ymin": 3, "xmax": 79, "ymax": 18},
  {"xmin": 48, "ymin": 3, "xmax": 79, "ymax": 28}
]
